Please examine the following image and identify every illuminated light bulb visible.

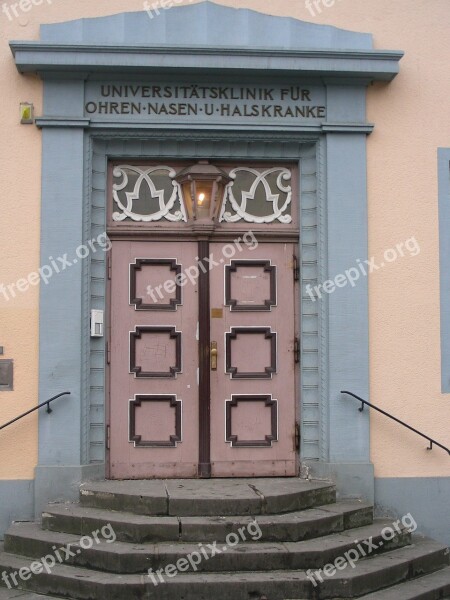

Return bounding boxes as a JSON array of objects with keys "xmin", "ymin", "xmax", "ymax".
[{"xmin": 198, "ymin": 193, "xmax": 206, "ymax": 205}]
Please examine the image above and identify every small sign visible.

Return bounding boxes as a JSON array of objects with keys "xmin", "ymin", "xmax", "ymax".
[
  {"xmin": 20, "ymin": 102, "xmax": 34, "ymax": 124},
  {"xmin": 211, "ymin": 308, "xmax": 223, "ymax": 319},
  {"xmin": 0, "ymin": 360, "xmax": 13, "ymax": 391}
]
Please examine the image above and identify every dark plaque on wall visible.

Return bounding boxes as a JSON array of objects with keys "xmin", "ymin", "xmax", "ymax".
[{"xmin": 0, "ymin": 360, "xmax": 13, "ymax": 391}]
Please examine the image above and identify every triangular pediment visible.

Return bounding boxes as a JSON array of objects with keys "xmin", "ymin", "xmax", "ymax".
[{"xmin": 39, "ymin": 2, "xmax": 373, "ymax": 50}]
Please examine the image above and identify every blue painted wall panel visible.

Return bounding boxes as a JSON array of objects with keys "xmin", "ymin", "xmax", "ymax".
[
  {"xmin": 326, "ymin": 133, "xmax": 370, "ymax": 462},
  {"xmin": 38, "ymin": 126, "xmax": 85, "ymax": 465},
  {"xmin": 438, "ymin": 148, "xmax": 450, "ymax": 393},
  {"xmin": 375, "ymin": 476, "xmax": 450, "ymax": 546}
]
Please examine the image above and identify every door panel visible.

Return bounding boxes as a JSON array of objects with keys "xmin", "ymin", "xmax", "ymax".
[
  {"xmin": 109, "ymin": 241, "xmax": 199, "ymax": 478},
  {"xmin": 209, "ymin": 242, "xmax": 298, "ymax": 477}
]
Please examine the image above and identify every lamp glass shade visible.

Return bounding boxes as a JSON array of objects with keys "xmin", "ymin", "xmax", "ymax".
[
  {"xmin": 181, "ymin": 181, "xmax": 193, "ymax": 218},
  {"xmin": 182, "ymin": 180, "xmax": 216, "ymax": 219},
  {"xmin": 176, "ymin": 162, "xmax": 231, "ymax": 221},
  {"xmin": 195, "ymin": 180, "xmax": 214, "ymax": 219}
]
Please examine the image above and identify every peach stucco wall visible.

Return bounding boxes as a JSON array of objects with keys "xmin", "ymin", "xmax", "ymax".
[{"xmin": 0, "ymin": 0, "xmax": 449, "ymax": 480}]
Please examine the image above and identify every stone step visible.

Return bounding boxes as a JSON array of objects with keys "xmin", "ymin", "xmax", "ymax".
[
  {"xmin": 4, "ymin": 520, "xmax": 410, "ymax": 574},
  {"xmin": 0, "ymin": 537, "xmax": 448, "ymax": 599},
  {"xmin": 41, "ymin": 499, "xmax": 372, "ymax": 543},
  {"xmin": 79, "ymin": 478, "xmax": 336, "ymax": 516},
  {"xmin": 0, "ymin": 590, "xmax": 65, "ymax": 600},
  {"xmin": 353, "ymin": 565, "xmax": 450, "ymax": 599}
]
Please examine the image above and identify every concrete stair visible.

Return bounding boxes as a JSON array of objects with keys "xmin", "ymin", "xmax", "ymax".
[{"xmin": 0, "ymin": 478, "xmax": 448, "ymax": 599}]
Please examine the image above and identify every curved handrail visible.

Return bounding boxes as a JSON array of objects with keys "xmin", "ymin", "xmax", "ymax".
[
  {"xmin": 341, "ymin": 390, "xmax": 450, "ymax": 456},
  {"xmin": 0, "ymin": 392, "xmax": 71, "ymax": 432}
]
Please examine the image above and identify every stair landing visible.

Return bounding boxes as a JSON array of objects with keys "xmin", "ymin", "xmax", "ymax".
[{"xmin": 79, "ymin": 477, "xmax": 336, "ymax": 516}]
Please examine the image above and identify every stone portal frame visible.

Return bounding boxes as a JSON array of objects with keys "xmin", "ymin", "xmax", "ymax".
[
  {"xmin": 34, "ymin": 126, "xmax": 372, "ymax": 503},
  {"xmin": 9, "ymin": 4, "xmax": 403, "ymax": 514}
]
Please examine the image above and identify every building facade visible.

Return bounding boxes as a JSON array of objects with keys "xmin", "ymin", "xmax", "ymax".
[{"xmin": 0, "ymin": 0, "xmax": 449, "ymax": 545}]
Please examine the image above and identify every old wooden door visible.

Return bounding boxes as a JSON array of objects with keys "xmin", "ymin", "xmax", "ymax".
[{"xmin": 107, "ymin": 162, "xmax": 299, "ymax": 478}]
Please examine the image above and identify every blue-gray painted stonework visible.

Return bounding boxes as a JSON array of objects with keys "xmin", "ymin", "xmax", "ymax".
[
  {"xmin": 307, "ymin": 462, "xmax": 374, "ymax": 504},
  {"xmin": 34, "ymin": 464, "xmax": 104, "ymax": 519},
  {"xmin": 326, "ymin": 134, "xmax": 369, "ymax": 460},
  {"xmin": 438, "ymin": 148, "xmax": 450, "ymax": 392},
  {"xmin": 375, "ymin": 477, "xmax": 450, "ymax": 546},
  {"xmin": 3, "ymin": 2, "xmax": 403, "ymax": 536},
  {"xmin": 0, "ymin": 481, "xmax": 34, "ymax": 541},
  {"xmin": 39, "ymin": 126, "xmax": 85, "ymax": 467},
  {"xmin": 10, "ymin": 3, "xmax": 402, "ymax": 80},
  {"xmin": 38, "ymin": 4, "xmax": 373, "ymax": 49}
]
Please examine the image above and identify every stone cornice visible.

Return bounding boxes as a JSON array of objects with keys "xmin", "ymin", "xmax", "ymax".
[{"xmin": 10, "ymin": 42, "xmax": 403, "ymax": 82}]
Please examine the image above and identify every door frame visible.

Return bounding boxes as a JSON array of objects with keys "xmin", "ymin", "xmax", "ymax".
[{"xmin": 95, "ymin": 132, "xmax": 368, "ymax": 482}]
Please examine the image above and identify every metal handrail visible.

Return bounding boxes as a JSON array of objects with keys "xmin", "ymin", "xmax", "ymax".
[
  {"xmin": 0, "ymin": 392, "xmax": 71, "ymax": 432},
  {"xmin": 341, "ymin": 390, "xmax": 450, "ymax": 456}
]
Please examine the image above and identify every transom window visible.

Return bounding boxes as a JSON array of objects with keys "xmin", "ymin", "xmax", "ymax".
[{"xmin": 109, "ymin": 162, "xmax": 297, "ymax": 230}]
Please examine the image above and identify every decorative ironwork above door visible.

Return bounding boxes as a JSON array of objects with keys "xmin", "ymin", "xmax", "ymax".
[
  {"xmin": 112, "ymin": 165, "xmax": 187, "ymax": 222},
  {"xmin": 109, "ymin": 162, "xmax": 297, "ymax": 233},
  {"xmin": 219, "ymin": 167, "xmax": 292, "ymax": 224}
]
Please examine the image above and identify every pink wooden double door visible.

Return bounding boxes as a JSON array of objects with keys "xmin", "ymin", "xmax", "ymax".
[{"xmin": 108, "ymin": 240, "xmax": 299, "ymax": 478}]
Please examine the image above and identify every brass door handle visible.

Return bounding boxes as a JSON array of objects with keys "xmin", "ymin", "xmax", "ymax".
[{"xmin": 210, "ymin": 341, "xmax": 218, "ymax": 370}]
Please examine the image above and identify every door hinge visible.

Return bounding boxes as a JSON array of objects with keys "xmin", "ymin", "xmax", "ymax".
[
  {"xmin": 106, "ymin": 425, "xmax": 110, "ymax": 450},
  {"xmin": 295, "ymin": 422, "xmax": 301, "ymax": 451},
  {"xmin": 106, "ymin": 341, "xmax": 111, "ymax": 365},
  {"xmin": 294, "ymin": 336, "xmax": 300, "ymax": 364},
  {"xmin": 107, "ymin": 252, "xmax": 112, "ymax": 280},
  {"xmin": 293, "ymin": 254, "xmax": 299, "ymax": 281}
]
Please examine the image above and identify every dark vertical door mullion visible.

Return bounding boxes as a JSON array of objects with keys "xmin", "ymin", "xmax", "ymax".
[{"xmin": 197, "ymin": 240, "xmax": 211, "ymax": 477}]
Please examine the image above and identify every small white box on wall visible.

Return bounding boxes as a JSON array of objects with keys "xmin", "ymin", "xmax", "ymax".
[{"xmin": 90, "ymin": 310, "xmax": 104, "ymax": 338}]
